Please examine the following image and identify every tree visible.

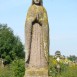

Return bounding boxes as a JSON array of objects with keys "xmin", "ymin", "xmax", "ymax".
[
  {"xmin": 0, "ymin": 24, "xmax": 24, "ymax": 65},
  {"xmin": 68, "ymin": 55, "xmax": 77, "ymax": 62}
]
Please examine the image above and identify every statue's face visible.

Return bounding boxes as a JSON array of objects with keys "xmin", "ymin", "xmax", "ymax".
[{"xmin": 33, "ymin": 0, "xmax": 41, "ymax": 4}]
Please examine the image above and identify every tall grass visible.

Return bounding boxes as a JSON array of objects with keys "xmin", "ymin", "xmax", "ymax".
[{"xmin": 0, "ymin": 59, "xmax": 25, "ymax": 77}]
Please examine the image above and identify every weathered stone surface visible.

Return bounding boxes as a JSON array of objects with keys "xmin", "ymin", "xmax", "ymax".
[
  {"xmin": 25, "ymin": 0, "xmax": 49, "ymax": 76},
  {"xmin": 29, "ymin": 23, "xmax": 47, "ymax": 68},
  {"xmin": 25, "ymin": 67, "xmax": 48, "ymax": 77}
]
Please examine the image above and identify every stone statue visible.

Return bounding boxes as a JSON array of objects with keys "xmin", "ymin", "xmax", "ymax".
[{"xmin": 25, "ymin": 0, "xmax": 49, "ymax": 76}]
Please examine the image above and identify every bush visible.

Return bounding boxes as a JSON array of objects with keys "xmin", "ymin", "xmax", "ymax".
[
  {"xmin": 60, "ymin": 65, "xmax": 77, "ymax": 77},
  {"xmin": 10, "ymin": 59, "xmax": 25, "ymax": 77},
  {"xmin": 0, "ymin": 59, "xmax": 25, "ymax": 77},
  {"xmin": 49, "ymin": 55, "xmax": 77, "ymax": 77}
]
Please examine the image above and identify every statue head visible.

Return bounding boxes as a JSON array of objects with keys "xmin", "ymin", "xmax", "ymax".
[{"xmin": 32, "ymin": 0, "xmax": 43, "ymax": 5}]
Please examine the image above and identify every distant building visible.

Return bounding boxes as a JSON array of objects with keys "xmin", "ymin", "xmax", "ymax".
[
  {"xmin": 54, "ymin": 51, "xmax": 65, "ymax": 59},
  {"xmin": 55, "ymin": 51, "xmax": 61, "ymax": 57}
]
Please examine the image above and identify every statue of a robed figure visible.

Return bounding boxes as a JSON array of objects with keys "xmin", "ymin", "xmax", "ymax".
[{"xmin": 25, "ymin": 0, "xmax": 49, "ymax": 76}]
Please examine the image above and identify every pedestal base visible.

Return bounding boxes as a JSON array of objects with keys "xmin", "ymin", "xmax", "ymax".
[{"xmin": 24, "ymin": 67, "xmax": 48, "ymax": 77}]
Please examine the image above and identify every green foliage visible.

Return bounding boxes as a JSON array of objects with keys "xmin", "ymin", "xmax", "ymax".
[
  {"xmin": 10, "ymin": 59, "xmax": 25, "ymax": 77},
  {"xmin": 60, "ymin": 66, "xmax": 77, "ymax": 77},
  {"xmin": 0, "ymin": 24, "xmax": 24, "ymax": 64},
  {"xmin": 49, "ymin": 56, "xmax": 57, "ymax": 77},
  {"xmin": 49, "ymin": 55, "xmax": 77, "ymax": 77},
  {"xmin": 0, "ymin": 59, "xmax": 25, "ymax": 77}
]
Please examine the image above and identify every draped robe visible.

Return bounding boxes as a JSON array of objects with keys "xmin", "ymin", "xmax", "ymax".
[{"xmin": 25, "ymin": 4, "xmax": 49, "ymax": 68}]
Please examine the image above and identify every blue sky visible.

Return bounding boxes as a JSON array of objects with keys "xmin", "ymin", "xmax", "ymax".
[{"xmin": 0, "ymin": 0, "xmax": 77, "ymax": 56}]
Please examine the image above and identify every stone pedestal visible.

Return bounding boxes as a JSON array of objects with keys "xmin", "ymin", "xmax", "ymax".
[{"xmin": 24, "ymin": 67, "xmax": 48, "ymax": 77}]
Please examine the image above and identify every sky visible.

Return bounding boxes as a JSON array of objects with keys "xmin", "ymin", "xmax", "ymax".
[{"xmin": 0, "ymin": 0, "xmax": 77, "ymax": 56}]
